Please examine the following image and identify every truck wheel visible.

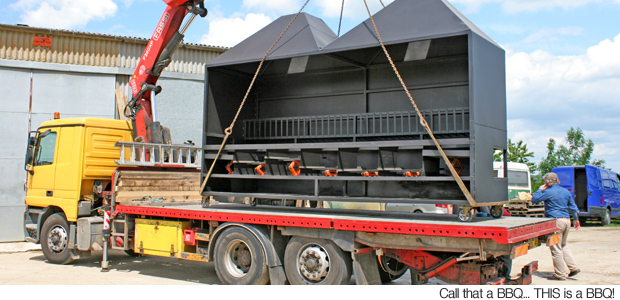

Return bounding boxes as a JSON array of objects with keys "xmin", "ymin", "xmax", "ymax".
[
  {"xmin": 601, "ymin": 209, "xmax": 611, "ymax": 226},
  {"xmin": 284, "ymin": 237, "xmax": 352, "ymax": 285},
  {"xmin": 214, "ymin": 227, "xmax": 270, "ymax": 285},
  {"xmin": 378, "ymin": 256, "xmax": 408, "ymax": 283},
  {"xmin": 40, "ymin": 213, "xmax": 73, "ymax": 265}
]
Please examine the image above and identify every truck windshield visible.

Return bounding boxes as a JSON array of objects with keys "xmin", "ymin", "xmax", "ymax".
[
  {"xmin": 34, "ymin": 132, "xmax": 57, "ymax": 166},
  {"xmin": 507, "ymin": 170, "xmax": 529, "ymax": 189}
]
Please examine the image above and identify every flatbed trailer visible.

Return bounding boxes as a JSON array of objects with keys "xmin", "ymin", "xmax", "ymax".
[{"xmin": 107, "ymin": 195, "xmax": 559, "ymax": 285}]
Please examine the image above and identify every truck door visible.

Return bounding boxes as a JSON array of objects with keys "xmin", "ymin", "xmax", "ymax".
[
  {"xmin": 600, "ymin": 169, "xmax": 612, "ymax": 211},
  {"xmin": 26, "ymin": 129, "xmax": 58, "ymax": 207},
  {"xmin": 572, "ymin": 167, "xmax": 588, "ymax": 211},
  {"xmin": 585, "ymin": 165, "xmax": 602, "ymax": 212}
]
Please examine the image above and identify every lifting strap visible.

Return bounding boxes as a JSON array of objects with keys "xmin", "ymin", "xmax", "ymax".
[
  {"xmin": 361, "ymin": 0, "xmax": 477, "ymax": 206},
  {"xmin": 338, "ymin": 0, "xmax": 345, "ymax": 36},
  {"xmin": 199, "ymin": 0, "xmax": 312, "ymax": 198}
]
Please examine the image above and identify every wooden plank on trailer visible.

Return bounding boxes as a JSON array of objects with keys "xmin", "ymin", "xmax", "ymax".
[
  {"xmin": 115, "ymin": 191, "xmax": 202, "ymax": 205},
  {"xmin": 116, "ymin": 191, "xmax": 201, "ymax": 197},
  {"xmin": 120, "ymin": 172, "xmax": 200, "ymax": 178},
  {"xmin": 115, "ymin": 89, "xmax": 129, "ymax": 121},
  {"xmin": 118, "ymin": 179, "xmax": 199, "ymax": 188},
  {"xmin": 116, "ymin": 186, "xmax": 199, "ymax": 192}
]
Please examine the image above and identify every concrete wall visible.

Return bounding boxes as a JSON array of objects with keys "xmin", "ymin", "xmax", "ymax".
[
  {"xmin": 0, "ymin": 60, "xmax": 205, "ymax": 242},
  {"xmin": 0, "ymin": 67, "xmax": 31, "ymax": 242}
]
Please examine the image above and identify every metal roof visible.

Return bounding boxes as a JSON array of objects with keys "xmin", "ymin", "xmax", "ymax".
[
  {"xmin": 206, "ymin": 0, "xmax": 501, "ymax": 68},
  {"xmin": 0, "ymin": 24, "xmax": 227, "ymax": 50},
  {"xmin": 206, "ymin": 13, "xmax": 338, "ymax": 67},
  {"xmin": 0, "ymin": 23, "xmax": 227, "ymax": 74},
  {"xmin": 322, "ymin": 0, "xmax": 500, "ymax": 53}
]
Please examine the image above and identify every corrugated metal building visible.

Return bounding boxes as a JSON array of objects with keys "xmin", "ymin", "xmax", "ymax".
[{"xmin": 0, "ymin": 24, "xmax": 226, "ymax": 242}]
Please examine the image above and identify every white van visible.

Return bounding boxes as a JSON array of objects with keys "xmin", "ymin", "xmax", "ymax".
[{"xmin": 493, "ymin": 162, "xmax": 532, "ymax": 200}]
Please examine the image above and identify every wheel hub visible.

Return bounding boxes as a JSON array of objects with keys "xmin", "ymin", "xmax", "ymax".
[
  {"xmin": 48, "ymin": 225, "xmax": 68, "ymax": 253},
  {"xmin": 299, "ymin": 245, "xmax": 329, "ymax": 282},
  {"xmin": 224, "ymin": 240, "xmax": 252, "ymax": 278},
  {"xmin": 237, "ymin": 249, "xmax": 252, "ymax": 268}
]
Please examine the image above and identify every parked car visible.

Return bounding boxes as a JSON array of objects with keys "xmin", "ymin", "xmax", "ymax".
[
  {"xmin": 323, "ymin": 202, "xmax": 451, "ymax": 214},
  {"xmin": 552, "ymin": 165, "xmax": 620, "ymax": 225}
]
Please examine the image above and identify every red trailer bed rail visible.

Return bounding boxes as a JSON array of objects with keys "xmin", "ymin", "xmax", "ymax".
[{"xmin": 114, "ymin": 204, "xmax": 557, "ymax": 245}]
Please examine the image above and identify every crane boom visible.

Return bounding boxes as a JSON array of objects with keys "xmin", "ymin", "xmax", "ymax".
[{"xmin": 126, "ymin": 0, "xmax": 207, "ymax": 144}]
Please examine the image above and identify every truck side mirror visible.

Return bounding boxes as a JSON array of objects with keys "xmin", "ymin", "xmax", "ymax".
[
  {"xmin": 24, "ymin": 131, "xmax": 39, "ymax": 174},
  {"xmin": 39, "ymin": 129, "xmax": 51, "ymax": 139}
]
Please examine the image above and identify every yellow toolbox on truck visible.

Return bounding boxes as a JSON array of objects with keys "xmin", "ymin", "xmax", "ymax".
[{"xmin": 134, "ymin": 219, "xmax": 193, "ymax": 257}]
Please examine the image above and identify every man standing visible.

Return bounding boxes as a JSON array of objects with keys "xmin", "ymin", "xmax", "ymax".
[{"xmin": 532, "ymin": 172, "xmax": 581, "ymax": 280}]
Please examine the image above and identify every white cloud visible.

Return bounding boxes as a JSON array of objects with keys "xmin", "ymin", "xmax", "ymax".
[
  {"xmin": 505, "ymin": 33, "xmax": 620, "ymax": 171},
  {"xmin": 239, "ymin": 0, "xmax": 395, "ymax": 19},
  {"xmin": 314, "ymin": 0, "xmax": 395, "ymax": 19},
  {"xmin": 242, "ymin": 0, "xmax": 302, "ymax": 14},
  {"xmin": 502, "ymin": 0, "xmax": 600, "ymax": 12},
  {"xmin": 200, "ymin": 13, "xmax": 272, "ymax": 47},
  {"xmin": 449, "ymin": 0, "xmax": 500, "ymax": 12},
  {"xmin": 451, "ymin": 0, "xmax": 619, "ymax": 13},
  {"xmin": 594, "ymin": 143, "xmax": 618, "ymax": 157},
  {"xmin": 507, "ymin": 34, "xmax": 620, "ymax": 93},
  {"xmin": 524, "ymin": 27, "xmax": 584, "ymax": 43},
  {"xmin": 10, "ymin": 0, "xmax": 117, "ymax": 29}
]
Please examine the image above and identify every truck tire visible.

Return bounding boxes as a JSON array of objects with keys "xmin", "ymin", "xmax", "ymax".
[
  {"xmin": 40, "ymin": 213, "xmax": 73, "ymax": 265},
  {"xmin": 601, "ymin": 209, "xmax": 611, "ymax": 226},
  {"xmin": 284, "ymin": 237, "xmax": 352, "ymax": 285},
  {"xmin": 378, "ymin": 256, "xmax": 408, "ymax": 283},
  {"xmin": 213, "ymin": 227, "xmax": 270, "ymax": 285}
]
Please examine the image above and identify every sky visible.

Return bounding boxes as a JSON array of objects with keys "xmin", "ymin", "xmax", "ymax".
[{"xmin": 2, "ymin": 0, "xmax": 620, "ymax": 172}]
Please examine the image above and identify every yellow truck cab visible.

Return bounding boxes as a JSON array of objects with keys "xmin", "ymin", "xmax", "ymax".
[{"xmin": 24, "ymin": 117, "xmax": 132, "ymax": 264}]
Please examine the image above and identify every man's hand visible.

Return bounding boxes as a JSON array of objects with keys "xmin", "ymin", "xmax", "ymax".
[
  {"xmin": 573, "ymin": 220, "xmax": 581, "ymax": 230},
  {"xmin": 540, "ymin": 184, "xmax": 549, "ymax": 191}
]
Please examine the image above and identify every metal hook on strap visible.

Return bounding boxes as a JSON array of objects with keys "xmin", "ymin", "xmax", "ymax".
[
  {"xmin": 225, "ymin": 160, "xmax": 234, "ymax": 175},
  {"xmin": 323, "ymin": 170, "xmax": 338, "ymax": 177},
  {"xmin": 255, "ymin": 164, "xmax": 266, "ymax": 176},
  {"xmin": 288, "ymin": 160, "xmax": 301, "ymax": 176},
  {"xmin": 404, "ymin": 171, "xmax": 420, "ymax": 177}
]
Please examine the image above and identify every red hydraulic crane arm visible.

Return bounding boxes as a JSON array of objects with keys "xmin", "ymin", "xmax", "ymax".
[{"xmin": 126, "ymin": 0, "xmax": 207, "ymax": 144}]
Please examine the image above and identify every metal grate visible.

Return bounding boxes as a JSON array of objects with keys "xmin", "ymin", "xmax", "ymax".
[{"xmin": 244, "ymin": 108, "xmax": 469, "ymax": 141}]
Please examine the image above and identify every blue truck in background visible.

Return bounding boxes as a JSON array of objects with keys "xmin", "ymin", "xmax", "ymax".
[{"xmin": 552, "ymin": 165, "xmax": 620, "ymax": 225}]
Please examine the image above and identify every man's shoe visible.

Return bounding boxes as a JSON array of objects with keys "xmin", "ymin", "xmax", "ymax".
[
  {"xmin": 569, "ymin": 270, "xmax": 581, "ymax": 277},
  {"xmin": 546, "ymin": 275, "xmax": 566, "ymax": 281}
]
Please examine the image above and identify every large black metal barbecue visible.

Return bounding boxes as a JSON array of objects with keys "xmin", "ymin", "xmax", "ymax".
[{"xmin": 201, "ymin": 0, "xmax": 508, "ymax": 209}]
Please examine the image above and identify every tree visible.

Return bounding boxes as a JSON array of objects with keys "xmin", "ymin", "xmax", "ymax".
[
  {"xmin": 494, "ymin": 138, "xmax": 536, "ymax": 170},
  {"xmin": 533, "ymin": 127, "xmax": 605, "ymax": 190}
]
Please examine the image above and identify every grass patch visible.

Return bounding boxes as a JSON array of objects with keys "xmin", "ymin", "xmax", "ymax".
[
  {"xmin": 580, "ymin": 217, "xmax": 620, "ymax": 227},
  {"xmin": 606, "ymin": 219, "xmax": 620, "ymax": 227}
]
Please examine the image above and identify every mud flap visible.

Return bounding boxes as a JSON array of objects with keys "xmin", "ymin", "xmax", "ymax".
[
  {"xmin": 516, "ymin": 261, "xmax": 538, "ymax": 285},
  {"xmin": 352, "ymin": 248, "xmax": 382, "ymax": 285}
]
